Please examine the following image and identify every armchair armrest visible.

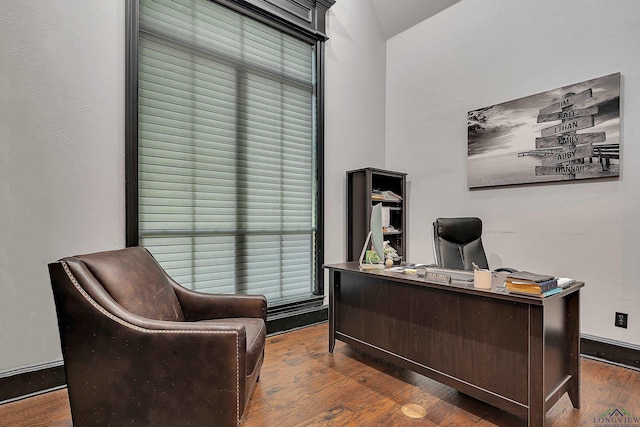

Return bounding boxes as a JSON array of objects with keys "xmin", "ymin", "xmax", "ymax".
[{"xmin": 170, "ymin": 281, "xmax": 267, "ymax": 322}]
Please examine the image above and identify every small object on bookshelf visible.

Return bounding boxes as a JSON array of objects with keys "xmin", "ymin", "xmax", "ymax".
[
  {"xmin": 371, "ymin": 190, "xmax": 402, "ymax": 202},
  {"xmin": 381, "ymin": 206, "xmax": 391, "ymax": 228}
]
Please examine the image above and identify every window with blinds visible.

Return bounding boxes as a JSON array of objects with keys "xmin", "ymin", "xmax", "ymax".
[{"xmin": 135, "ymin": 0, "xmax": 319, "ymax": 304}]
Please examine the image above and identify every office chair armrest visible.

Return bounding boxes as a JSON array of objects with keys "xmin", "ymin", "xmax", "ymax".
[{"xmin": 493, "ymin": 267, "xmax": 518, "ymax": 273}]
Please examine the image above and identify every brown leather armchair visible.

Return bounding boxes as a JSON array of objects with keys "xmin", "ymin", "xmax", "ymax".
[{"xmin": 48, "ymin": 247, "xmax": 266, "ymax": 426}]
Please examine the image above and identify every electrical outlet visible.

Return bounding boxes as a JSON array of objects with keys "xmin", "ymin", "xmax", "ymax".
[{"xmin": 615, "ymin": 312, "xmax": 628, "ymax": 329}]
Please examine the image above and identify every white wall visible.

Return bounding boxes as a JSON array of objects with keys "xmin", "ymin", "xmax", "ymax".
[
  {"xmin": 0, "ymin": 1, "xmax": 384, "ymax": 374},
  {"xmin": 10, "ymin": 0, "xmax": 634, "ymax": 378},
  {"xmin": 323, "ymin": 0, "xmax": 387, "ymax": 265},
  {"xmin": 0, "ymin": 1, "xmax": 125, "ymax": 373},
  {"xmin": 386, "ymin": 0, "xmax": 640, "ymax": 346}
]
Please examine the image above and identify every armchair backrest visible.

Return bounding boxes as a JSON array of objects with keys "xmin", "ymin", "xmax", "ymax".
[
  {"xmin": 71, "ymin": 247, "xmax": 184, "ymax": 322},
  {"xmin": 432, "ymin": 217, "xmax": 489, "ymax": 271}
]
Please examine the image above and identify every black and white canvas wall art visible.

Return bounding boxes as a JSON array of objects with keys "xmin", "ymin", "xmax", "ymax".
[{"xmin": 467, "ymin": 73, "xmax": 620, "ymax": 189}]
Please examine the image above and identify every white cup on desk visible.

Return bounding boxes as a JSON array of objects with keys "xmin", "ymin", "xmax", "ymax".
[{"xmin": 474, "ymin": 269, "xmax": 492, "ymax": 289}]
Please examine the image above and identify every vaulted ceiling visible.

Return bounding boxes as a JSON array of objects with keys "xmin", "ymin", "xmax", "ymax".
[{"xmin": 370, "ymin": 0, "xmax": 461, "ymax": 39}]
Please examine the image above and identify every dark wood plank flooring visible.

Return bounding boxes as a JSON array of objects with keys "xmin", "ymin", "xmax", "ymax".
[{"xmin": 1, "ymin": 322, "xmax": 639, "ymax": 426}]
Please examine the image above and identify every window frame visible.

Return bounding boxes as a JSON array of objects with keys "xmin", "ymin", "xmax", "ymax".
[{"xmin": 125, "ymin": 0, "xmax": 331, "ymax": 312}]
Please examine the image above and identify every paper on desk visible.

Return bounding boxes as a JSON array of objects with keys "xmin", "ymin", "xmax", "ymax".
[{"xmin": 557, "ymin": 277, "xmax": 576, "ymax": 288}]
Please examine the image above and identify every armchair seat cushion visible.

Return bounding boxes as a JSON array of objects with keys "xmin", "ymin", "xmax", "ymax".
[{"xmin": 203, "ymin": 318, "xmax": 266, "ymax": 376}]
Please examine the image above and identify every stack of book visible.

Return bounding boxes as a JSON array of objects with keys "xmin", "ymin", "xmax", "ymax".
[
  {"xmin": 504, "ymin": 271, "xmax": 560, "ymax": 297},
  {"xmin": 371, "ymin": 190, "xmax": 402, "ymax": 202}
]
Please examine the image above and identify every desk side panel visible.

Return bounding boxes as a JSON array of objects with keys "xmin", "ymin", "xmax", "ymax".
[
  {"xmin": 334, "ymin": 271, "xmax": 529, "ymax": 404},
  {"xmin": 543, "ymin": 290, "xmax": 581, "ymax": 410}
]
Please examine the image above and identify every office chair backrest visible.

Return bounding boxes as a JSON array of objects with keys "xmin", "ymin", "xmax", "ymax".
[{"xmin": 433, "ymin": 217, "xmax": 489, "ymax": 271}]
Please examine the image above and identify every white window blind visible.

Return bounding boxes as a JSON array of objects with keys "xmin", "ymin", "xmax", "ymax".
[{"xmin": 137, "ymin": 0, "xmax": 317, "ymax": 303}]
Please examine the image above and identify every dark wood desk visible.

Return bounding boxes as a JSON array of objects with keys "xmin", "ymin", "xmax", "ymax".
[{"xmin": 325, "ymin": 263, "xmax": 583, "ymax": 427}]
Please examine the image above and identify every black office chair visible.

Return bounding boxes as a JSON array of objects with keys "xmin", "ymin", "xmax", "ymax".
[{"xmin": 432, "ymin": 217, "xmax": 515, "ymax": 272}]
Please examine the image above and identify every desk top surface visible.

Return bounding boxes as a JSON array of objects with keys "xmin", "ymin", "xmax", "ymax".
[{"xmin": 324, "ymin": 262, "xmax": 584, "ymax": 306}]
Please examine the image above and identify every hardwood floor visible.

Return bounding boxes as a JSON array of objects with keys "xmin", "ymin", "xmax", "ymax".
[
  {"xmin": 1, "ymin": 322, "xmax": 639, "ymax": 426},
  {"xmin": 0, "ymin": 388, "xmax": 70, "ymax": 427}
]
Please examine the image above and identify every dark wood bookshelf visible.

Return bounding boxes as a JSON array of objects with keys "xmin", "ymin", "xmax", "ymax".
[{"xmin": 346, "ymin": 167, "xmax": 407, "ymax": 262}]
